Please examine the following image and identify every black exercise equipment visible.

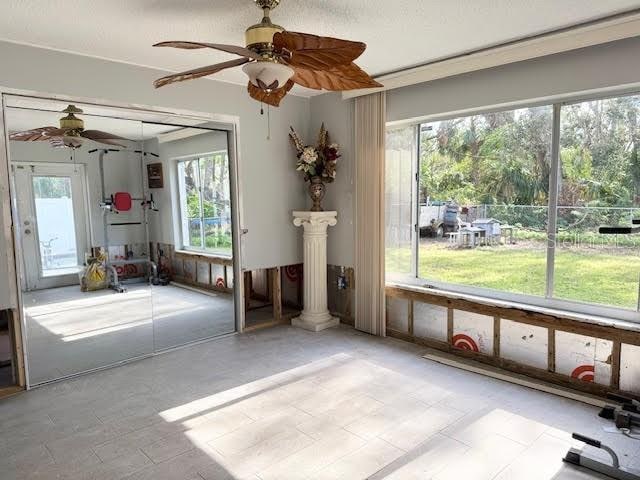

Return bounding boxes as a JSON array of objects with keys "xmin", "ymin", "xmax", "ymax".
[
  {"xmin": 563, "ymin": 433, "xmax": 640, "ymax": 479},
  {"xmin": 600, "ymin": 394, "xmax": 640, "ymax": 432},
  {"xmin": 94, "ymin": 148, "xmax": 159, "ymax": 292}
]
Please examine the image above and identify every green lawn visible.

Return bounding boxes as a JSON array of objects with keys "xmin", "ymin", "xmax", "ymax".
[{"xmin": 387, "ymin": 242, "xmax": 640, "ymax": 310}]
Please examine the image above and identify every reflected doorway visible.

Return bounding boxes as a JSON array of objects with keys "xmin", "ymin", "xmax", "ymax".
[{"xmin": 13, "ymin": 163, "xmax": 89, "ymax": 291}]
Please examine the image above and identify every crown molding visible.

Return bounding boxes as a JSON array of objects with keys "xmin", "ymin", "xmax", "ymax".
[{"xmin": 343, "ymin": 10, "xmax": 640, "ymax": 99}]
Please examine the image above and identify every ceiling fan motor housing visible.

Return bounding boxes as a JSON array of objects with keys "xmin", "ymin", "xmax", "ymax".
[
  {"xmin": 246, "ymin": 0, "xmax": 283, "ymax": 56},
  {"xmin": 59, "ymin": 105, "xmax": 85, "ymax": 135},
  {"xmin": 254, "ymin": 0, "xmax": 281, "ymax": 11}
]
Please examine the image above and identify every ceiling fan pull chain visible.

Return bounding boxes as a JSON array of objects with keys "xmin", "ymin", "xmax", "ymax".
[{"xmin": 267, "ymin": 104, "xmax": 271, "ymax": 140}]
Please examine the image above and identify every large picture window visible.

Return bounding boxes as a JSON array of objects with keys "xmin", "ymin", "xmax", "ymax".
[
  {"xmin": 385, "ymin": 93, "xmax": 640, "ymax": 320},
  {"xmin": 555, "ymin": 96, "xmax": 640, "ymax": 309},
  {"xmin": 177, "ymin": 153, "xmax": 232, "ymax": 255}
]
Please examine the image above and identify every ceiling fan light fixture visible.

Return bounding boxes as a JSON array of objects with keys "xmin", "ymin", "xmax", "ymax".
[
  {"xmin": 59, "ymin": 136, "xmax": 84, "ymax": 149},
  {"xmin": 242, "ymin": 61, "xmax": 293, "ymax": 92}
]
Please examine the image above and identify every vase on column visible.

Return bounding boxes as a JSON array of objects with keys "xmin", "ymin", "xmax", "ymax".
[
  {"xmin": 308, "ymin": 176, "xmax": 326, "ymax": 212},
  {"xmin": 292, "ymin": 211, "xmax": 339, "ymax": 332},
  {"xmin": 289, "ymin": 124, "xmax": 340, "ymax": 213}
]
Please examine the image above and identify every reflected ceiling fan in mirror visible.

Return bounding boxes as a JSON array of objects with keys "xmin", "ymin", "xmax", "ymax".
[
  {"xmin": 153, "ymin": 0, "xmax": 382, "ymax": 107},
  {"xmin": 9, "ymin": 105, "xmax": 129, "ymax": 149}
]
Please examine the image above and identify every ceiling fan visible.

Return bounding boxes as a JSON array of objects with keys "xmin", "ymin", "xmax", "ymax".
[
  {"xmin": 9, "ymin": 105, "xmax": 128, "ymax": 148},
  {"xmin": 153, "ymin": 0, "xmax": 382, "ymax": 107}
]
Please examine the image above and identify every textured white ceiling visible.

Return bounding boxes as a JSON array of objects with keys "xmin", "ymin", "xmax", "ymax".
[{"xmin": 1, "ymin": 0, "xmax": 639, "ymax": 97}]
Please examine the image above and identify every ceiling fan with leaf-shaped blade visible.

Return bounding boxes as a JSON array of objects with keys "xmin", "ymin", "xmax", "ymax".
[
  {"xmin": 9, "ymin": 105, "xmax": 129, "ymax": 149},
  {"xmin": 153, "ymin": 0, "xmax": 382, "ymax": 107}
]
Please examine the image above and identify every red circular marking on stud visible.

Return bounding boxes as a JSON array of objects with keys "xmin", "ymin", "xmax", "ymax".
[
  {"xmin": 284, "ymin": 265, "xmax": 299, "ymax": 282},
  {"xmin": 571, "ymin": 365, "xmax": 595, "ymax": 383},
  {"xmin": 452, "ymin": 334, "xmax": 479, "ymax": 352}
]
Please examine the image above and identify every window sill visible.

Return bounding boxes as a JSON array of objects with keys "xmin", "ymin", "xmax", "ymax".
[
  {"xmin": 385, "ymin": 281, "xmax": 640, "ymax": 334},
  {"xmin": 175, "ymin": 249, "xmax": 233, "ymax": 263}
]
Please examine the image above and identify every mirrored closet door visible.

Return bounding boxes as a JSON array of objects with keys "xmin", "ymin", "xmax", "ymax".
[
  {"xmin": 4, "ymin": 96, "xmax": 239, "ymax": 387},
  {"xmin": 5, "ymin": 101, "xmax": 154, "ymax": 385},
  {"xmin": 143, "ymin": 124, "xmax": 237, "ymax": 351}
]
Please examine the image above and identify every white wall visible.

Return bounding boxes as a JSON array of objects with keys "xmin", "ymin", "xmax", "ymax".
[
  {"xmin": 143, "ymin": 138, "xmax": 166, "ymax": 245},
  {"xmin": 387, "ymin": 36, "xmax": 640, "ymax": 123},
  {"xmin": 309, "ymin": 93, "xmax": 355, "ymax": 268},
  {"xmin": 0, "ymin": 40, "xmax": 310, "ymax": 281}
]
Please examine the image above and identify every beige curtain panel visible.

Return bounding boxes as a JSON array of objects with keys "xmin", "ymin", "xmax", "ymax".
[{"xmin": 354, "ymin": 92, "xmax": 386, "ymax": 336}]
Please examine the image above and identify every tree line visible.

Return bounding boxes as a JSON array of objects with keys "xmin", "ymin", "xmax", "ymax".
[{"xmin": 417, "ymin": 96, "xmax": 640, "ymax": 209}]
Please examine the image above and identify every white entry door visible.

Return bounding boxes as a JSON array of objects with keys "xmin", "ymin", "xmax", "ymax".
[{"xmin": 13, "ymin": 163, "xmax": 90, "ymax": 291}]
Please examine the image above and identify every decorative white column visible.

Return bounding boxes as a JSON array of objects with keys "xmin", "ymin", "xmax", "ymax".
[{"xmin": 292, "ymin": 211, "xmax": 339, "ymax": 332}]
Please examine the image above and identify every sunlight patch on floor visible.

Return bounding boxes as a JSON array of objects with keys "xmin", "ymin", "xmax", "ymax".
[{"xmin": 155, "ymin": 353, "xmax": 611, "ymax": 480}]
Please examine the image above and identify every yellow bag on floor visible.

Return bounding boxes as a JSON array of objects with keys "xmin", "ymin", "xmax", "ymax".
[{"xmin": 80, "ymin": 251, "xmax": 108, "ymax": 291}]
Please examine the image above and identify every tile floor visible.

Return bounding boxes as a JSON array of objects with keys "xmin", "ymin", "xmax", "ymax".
[{"xmin": 1, "ymin": 324, "xmax": 638, "ymax": 479}]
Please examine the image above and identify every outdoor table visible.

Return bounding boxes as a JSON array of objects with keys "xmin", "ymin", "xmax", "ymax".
[
  {"xmin": 448, "ymin": 227, "xmax": 484, "ymax": 248},
  {"xmin": 501, "ymin": 225, "xmax": 515, "ymax": 244}
]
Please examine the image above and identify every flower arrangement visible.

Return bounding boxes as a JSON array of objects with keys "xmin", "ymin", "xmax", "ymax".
[{"xmin": 289, "ymin": 123, "xmax": 341, "ymax": 183}]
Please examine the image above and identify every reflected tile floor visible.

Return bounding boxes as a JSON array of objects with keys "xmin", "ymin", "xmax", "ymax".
[
  {"xmin": 23, "ymin": 284, "xmax": 234, "ymax": 384},
  {"xmin": 1, "ymin": 324, "xmax": 638, "ymax": 479}
]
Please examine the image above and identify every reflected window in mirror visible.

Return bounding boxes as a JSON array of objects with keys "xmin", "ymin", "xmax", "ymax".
[{"xmin": 176, "ymin": 152, "xmax": 232, "ymax": 256}]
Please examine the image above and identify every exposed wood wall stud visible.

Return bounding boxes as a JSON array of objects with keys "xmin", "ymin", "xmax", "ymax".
[
  {"xmin": 272, "ymin": 267, "xmax": 282, "ymax": 322},
  {"xmin": 611, "ymin": 341, "xmax": 622, "ymax": 390},
  {"xmin": 548, "ymin": 328, "xmax": 556, "ymax": 373},
  {"xmin": 493, "ymin": 316, "xmax": 501, "ymax": 358},
  {"xmin": 408, "ymin": 300, "xmax": 414, "ymax": 336},
  {"xmin": 386, "ymin": 286, "xmax": 640, "ymax": 400}
]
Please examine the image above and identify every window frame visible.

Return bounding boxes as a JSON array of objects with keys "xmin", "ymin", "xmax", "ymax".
[
  {"xmin": 387, "ymin": 90, "xmax": 640, "ymax": 323},
  {"xmin": 175, "ymin": 150, "xmax": 231, "ymax": 256}
]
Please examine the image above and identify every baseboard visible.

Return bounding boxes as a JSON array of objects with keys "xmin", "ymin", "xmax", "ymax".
[
  {"xmin": 331, "ymin": 312, "xmax": 355, "ymax": 326},
  {"xmin": 169, "ymin": 281, "xmax": 228, "ymax": 297},
  {"xmin": 0, "ymin": 385, "xmax": 23, "ymax": 400},
  {"xmin": 243, "ymin": 319, "xmax": 291, "ymax": 332},
  {"xmin": 423, "ymin": 349, "xmax": 607, "ymax": 407}
]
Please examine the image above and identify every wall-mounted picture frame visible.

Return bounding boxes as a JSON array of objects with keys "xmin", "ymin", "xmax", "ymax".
[{"xmin": 147, "ymin": 162, "xmax": 164, "ymax": 189}]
